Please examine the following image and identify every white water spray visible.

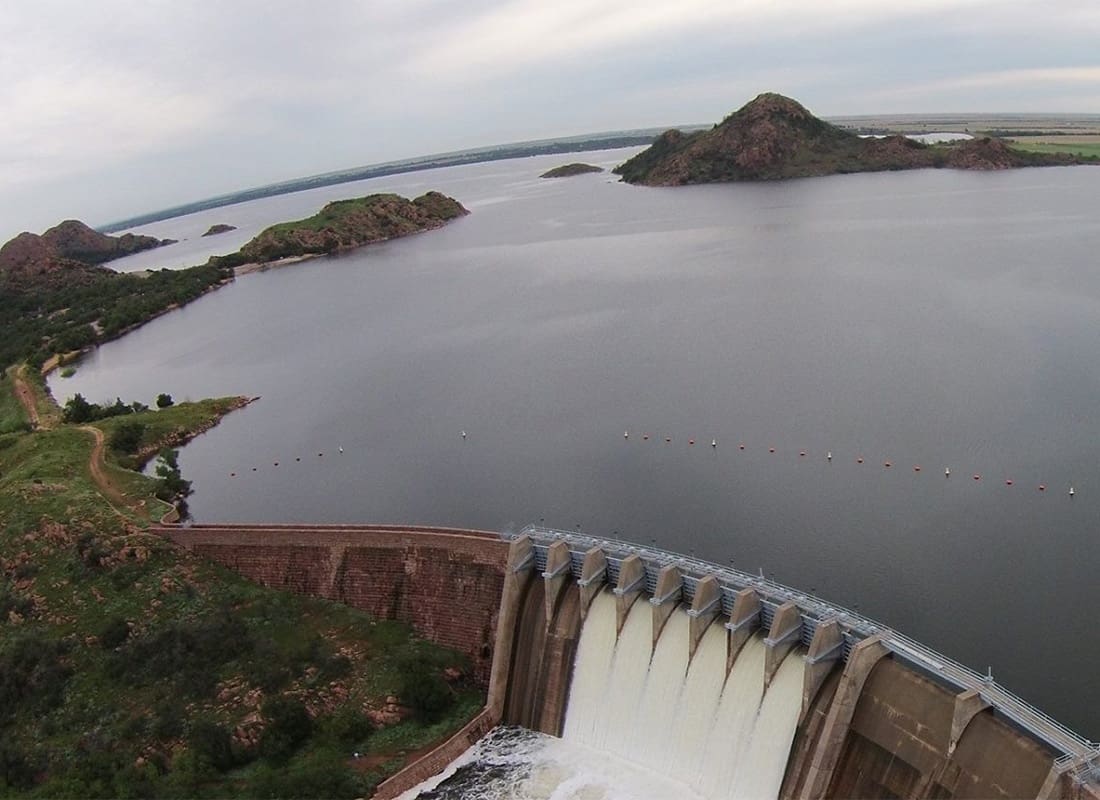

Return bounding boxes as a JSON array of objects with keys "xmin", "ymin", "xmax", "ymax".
[{"xmin": 562, "ymin": 594, "xmax": 805, "ymax": 800}]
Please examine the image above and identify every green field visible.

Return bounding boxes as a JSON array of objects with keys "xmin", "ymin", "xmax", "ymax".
[
  {"xmin": 1009, "ymin": 141, "xmax": 1100, "ymax": 159},
  {"xmin": 0, "ymin": 378, "xmax": 483, "ymax": 797}
]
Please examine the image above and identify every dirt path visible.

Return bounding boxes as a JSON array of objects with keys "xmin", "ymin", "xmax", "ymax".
[
  {"xmin": 12, "ymin": 365, "xmax": 42, "ymax": 429},
  {"xmin": 81, "ymin": 425, "xmax": 150, "ymax": 520}
]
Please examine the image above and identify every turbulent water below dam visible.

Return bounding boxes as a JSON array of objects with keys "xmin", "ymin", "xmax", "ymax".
[
  {"xmin": 402, "ymin": 594, "xmax": 804, "ymax": 799},
  {"xmin": 54, "ymin": 149, "xmax": 1100, "ymax": 736}
]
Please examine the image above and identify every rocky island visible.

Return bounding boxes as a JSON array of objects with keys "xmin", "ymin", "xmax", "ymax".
[
  {"xmin": 615, "ymin": 92, "xmax": 1088, "ymax": 185},
  {"xmin": 201, "ymin": 223, "xmax": 237, "ymax": 236},
  {"xmin": 540, "ymin": 163, "xmax": 604, "ymax": 178},
  {"xmin": 213, "ymin": 191, "xmax": 467, "ymax": 269}
]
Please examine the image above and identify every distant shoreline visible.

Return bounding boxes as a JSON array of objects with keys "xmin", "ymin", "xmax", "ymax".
[{"xmin": 98, "ymin": 134, "xmax": 661, "ymax": 234}]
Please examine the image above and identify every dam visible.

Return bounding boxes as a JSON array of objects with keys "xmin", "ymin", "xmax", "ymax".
[{"xmin": 158, "ymin": 523, "xmax": 1100, "ymax": 799}]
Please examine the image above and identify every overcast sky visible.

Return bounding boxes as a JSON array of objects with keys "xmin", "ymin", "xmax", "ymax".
[{"xmin": 2, "ymin": 0, "xmax": 1098, "ymax": 241}]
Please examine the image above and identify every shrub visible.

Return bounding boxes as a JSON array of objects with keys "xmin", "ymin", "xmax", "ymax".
[
  {"xmin": 397, "ymin": 660, "xmax": 453, "ymax": 723},
  {"xmin": 187, "ymin": 718, "xmax": 236, "ymax": 772},
  {"xmin": 109, "ymin": 421, "xmax": 146, "ymax": 454},
  {"xmin": 156, "ymin": 393, "xmax": 174, "ymax": 408},
  {"xmin": 98, "ymin": 616, "xmax": 131, "ymax": 649},
  {"xmin": 259, "ymin": 696, "xmax": 313, "ymax": 765}
]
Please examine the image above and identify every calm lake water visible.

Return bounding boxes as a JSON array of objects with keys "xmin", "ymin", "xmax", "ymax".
[{"xmin": 54, "ymin": 150, "xmax": 1100, "ymax": 737}]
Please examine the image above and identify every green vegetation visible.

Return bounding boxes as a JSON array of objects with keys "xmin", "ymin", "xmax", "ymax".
[
  {"xmin": 1008, "ymin": 141, "xmax": 1100, "ymax": 159},
  {"xmin": 0, "ymin": 371, "xmax": 30, "ymax": 436},
  {"xmin": 0, "ymin": 378, "xmax": 484, "ymax": 796},
  {"xmin": 0, "ymin": 261, "xmax": 229, "ymax": 372}
]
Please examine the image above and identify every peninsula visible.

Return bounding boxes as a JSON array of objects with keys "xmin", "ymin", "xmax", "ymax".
[
  {"xmin": 540, "ymin": 163, "xmax": 604, "ymax": 178},
  {"xmin": 0, "ymin": 191, "xmax": 467, "ymax": 373},
  {"xmin": 212, "ymin": 191, "xmax": 467, "ymax": 269},
  {"xmin": 615, "ymin": 92, "xmax": 1091, "ymax": 185}
]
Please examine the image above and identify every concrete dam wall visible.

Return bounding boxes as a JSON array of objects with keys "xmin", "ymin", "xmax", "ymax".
[{"xmin": 158, "ymin": 523, "xmax": 1100, "ymax": 799}]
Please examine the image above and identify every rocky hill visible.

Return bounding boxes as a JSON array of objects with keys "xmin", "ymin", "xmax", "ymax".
[
  {"xmin": 615, "ymin": 93, "xmax": 1085, "ymax": 185},
  {"xmin": 0, "ymin": 220, "xmax": 174, "ymax": 291},
  {"xmin": 220, "ymin": 191, "xmax": 468, "ymax": 266}
]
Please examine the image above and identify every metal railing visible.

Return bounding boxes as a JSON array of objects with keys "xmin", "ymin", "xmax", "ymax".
[{"xmin": 506, "ymin": 525, "xmax": 1100, "ymax": 768}]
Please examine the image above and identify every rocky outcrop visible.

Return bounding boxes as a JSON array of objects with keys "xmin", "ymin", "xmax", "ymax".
[
  {"xmin": 0, "ymin": 220, "xmax": 174, "ymax": 291},
  {"xmin": 226, "ymin": 191, "xmax": 468, "ymax": 265},
  {"xmin": 40, "ymin": 220, "xmax": 171, "ymax": 264},
  {"xmin": 540, "ymin": 163, "xmax": 604, "ymax": 178},
  {"xmin": 202, "ymin": 224, "xmax": 237, "ymax": 237},
  {"xmin": 615, "ymin": 92, "xmax": 1086, "ymax": 185}
]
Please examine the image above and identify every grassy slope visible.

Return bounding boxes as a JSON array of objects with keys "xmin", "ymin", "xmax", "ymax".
[{"xmin": 0, "ymin": 377, "xmax": 482, "ymax": 798}]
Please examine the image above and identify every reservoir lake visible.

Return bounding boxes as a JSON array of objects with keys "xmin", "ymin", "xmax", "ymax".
[{"xmin": 54, "ymin": 149, "xmax": 1100, "ymax": 737}]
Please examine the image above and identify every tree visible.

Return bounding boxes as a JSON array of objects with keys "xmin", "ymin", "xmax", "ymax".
[
  {"xmin": 62, "ymin": 393, "xmax": 96, "ymax": 423},
  {"xmin": 154, "ymin": 449, "xmax": 192, "ymax": 502},
  {"xmin": 155, "ymin": 393, "xmax": 173, "ymax": 408}
]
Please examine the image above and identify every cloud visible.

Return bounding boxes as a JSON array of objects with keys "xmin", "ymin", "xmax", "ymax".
[
  {"xmin": 864, "ymin": 67, "xmax": 1100, "ymax": 110},
  {"xmin": 401, "ymin": 0, "xmax": 1002, "ymax": 80}
]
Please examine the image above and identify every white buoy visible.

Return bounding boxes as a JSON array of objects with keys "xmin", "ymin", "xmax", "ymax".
[
  {"xmin": 338, "ymin": 446, "xmax": 344, "ymax": 454},
  {"xmin": 461, "ymin": 431, "xmax": 467, "ymax": 439},
  {"xmin": 624, "ymin": 430, "xmax": 629, "ymax": 439},
  {"xmin": 945, "ymin": 467, "xmax": 950, "ymax": 477},
  {"xmin": 1069, "ymin": 486, "xmax": 1075, "ymax": 497},
  {"xmin": 711, "ymin": 439, "xmax": 717, "ymax": 448},
  {"xmin": 826, "ymin": 451, "xmax": 832, "ymax": 461}
]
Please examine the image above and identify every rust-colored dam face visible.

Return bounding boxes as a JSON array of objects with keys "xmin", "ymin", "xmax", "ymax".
[{"xmin": 158, "ymin": 524, "xmax": 1100, "ymax": 800}]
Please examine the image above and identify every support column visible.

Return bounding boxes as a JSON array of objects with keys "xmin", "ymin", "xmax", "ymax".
[
  {"xmin": 687, "ymin": 575, "xmax": 722, "ymax": 658},
  {"xmin": 614, "ymin": 554, "xmax": 645, "ymax": 633},
  {"xmin": 801, "ymin": 619, "xmax": 843, "ymax": 722},
  {"xmin": 1035, "ymin": 764, "xmax": 1067, "ymax": 800},
  {"xmin": 542, "ymin": 541, "xmax": 573, "ymax": 626},
  {"xmin": 726, "ymin": 588, "xmax": 761, "ymax": 672},
  {"xmin": 796, "ymin": 636, "xmax": 889, "ymax": 800},
  {"xmin": 576, "ymin": 548, "xmax": 607, "ymax": 621},
  {"xmin": 765, "ymin": 601, "xmax": 803, "ymax": 687},
  {"xmin": 948, "ymin": 688, "xmax": 991, "ymax": 755},
  {"xmin": 487, "ymin": 535, "xmax": 535, "ymax": 719},
  {"xmin": 650, "ymin": 564, "xmax": 682, "ymax": 646}
]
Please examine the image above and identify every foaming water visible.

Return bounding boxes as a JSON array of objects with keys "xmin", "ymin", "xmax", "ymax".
[{"xmin": 399, "ymin": 726, "xmax": 704, "ymax": 800}]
